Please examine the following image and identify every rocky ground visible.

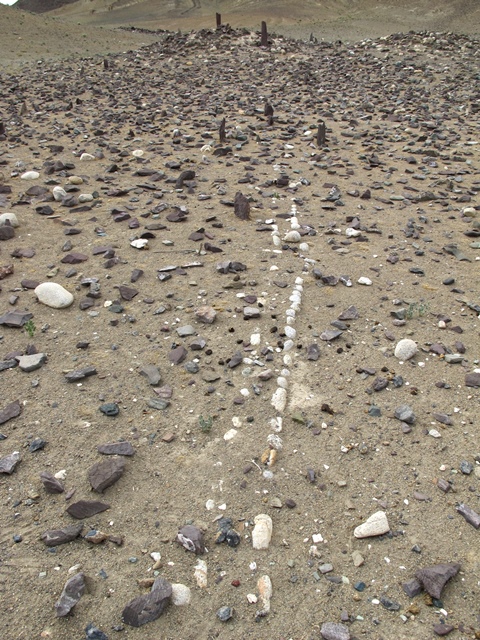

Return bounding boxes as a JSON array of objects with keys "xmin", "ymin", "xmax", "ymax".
[{"xmin": 0, "ymin": 5, "xmax": 480, "ymax": 640}]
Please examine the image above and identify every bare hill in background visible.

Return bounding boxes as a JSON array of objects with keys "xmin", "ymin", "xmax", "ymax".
[{"xmin": 13, "ymin": 0, "xmax": 480, "ymax": 41}]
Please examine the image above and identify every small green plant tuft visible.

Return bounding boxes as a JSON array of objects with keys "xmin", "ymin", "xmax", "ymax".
[
  {"xmin": 406, "ymin": 302, "xmax": 429, "ymax": 319},
  {"xmin": 24, "ymin": 319, "xmax": 36, "ymax": 339},
  {"xmin": 199, "ymin": 415, "xmax": 213, "ymax": 433}
]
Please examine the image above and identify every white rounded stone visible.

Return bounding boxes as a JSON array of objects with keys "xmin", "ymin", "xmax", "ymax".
[
  {"xmin": 277, "ymin": 376, "xmax": 288, "ymax": 389},
  {"xmin": 394, "ymin": 338, "xmax": 418, "ymax": 361},
  {"xmin": 20, "ymin": 171, "xmax": 40, "ymax": 180},
  {"xmin": 272, "ymin": 235, "xmax": 281, "ymax": 246},
  {"xmin": 132, "ymin": 149, "xmax": 144, "ymax": 157},
  {"xmin": 130, "ymin": 239, "xmax": 149, "ymax": 249},
  {"xmin": 53, "ymin": 186, "xmax": 67, "ymax": 201},
  {"xmin": 223, "ymin": 428, "xmax": 237, "ymax": 441},
  {"xmin": 67, "ymin": 176, "xmax": 83, "ymax": 185},
  {"xmin": 171, "ymin": 583, "xmax": 191, "ymax": 606},
  {"xmin": 284, "ymin": 326, "xmax": 296, "ymax": 339},
  {"xmin": 252, "ymin": 514, "xmax": 273, "ymax": 550},
  {"xmin": 354, "ymin": 511, "xmax": 390, "ymax": 538},
  {"xmin": 35, "ymin": 282, "xmax": 74, "ymax": 309},
  {"xmin": 295, "ymin": 277, "xmax": 304, "ymax": 285},
  {"xmin": 194, "ymin": 559, "xmax": 207, "ymax": 588},
  {"xmin": 78, "ymin": 193, "xmax": 93, "ymax": 203},
  {"xmin": 346, "ymin": 227, "xmax": 361, "ymax": 237},
  {"xmin": 358, "ymin": 276, "xmax": 372, "ymax": 286},
  {"xmin": 250, "ymin": 333, "xmax": 261, "ymax": 346},
  {"xmin": 79, "ymin": 153, "xmax": 95, "ymax": 161},
  {"xmin": 283, "ymin": 230, "xmax": 301, "ymax": 243},
  {"xmin": 271, "ymin": 388, "xmax": 287, "ymax": 412},
  {"xmin": 299, "ymin": 242, "xmax": 309, "ymax": 252},
  {"xmin": 0, "ymin": 213, "xmax": 19, "ymax": 227}
]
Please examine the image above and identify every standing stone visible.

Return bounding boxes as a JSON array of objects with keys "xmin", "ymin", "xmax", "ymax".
[
  {"xmin": 234, "ymin": 192, "xmax": 250, "ymax": 220},
  {"xmin": 55, "ymin": 572, "xmax": 85, "ymax": 617},
  {"xmin": 122, "ymin": 577, "xmax": 172, "ymax": 627},
  {"xmin": 35, "ymin": 282, "xmax": 74, "ymax": 308},
  {"xmin": 317, "ymin": 120, "xmax": 326, "ymax": 147}
]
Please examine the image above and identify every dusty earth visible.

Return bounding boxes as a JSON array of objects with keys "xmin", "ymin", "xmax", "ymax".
[{"xmin": 0, "ymin": 3, "xmax": 480, "ymax": 640}]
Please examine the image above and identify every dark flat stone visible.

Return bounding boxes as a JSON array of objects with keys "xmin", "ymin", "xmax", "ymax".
[
  {"xmin": 177, "ymin": 525, "xmax": 205, "ymax": 554},
  {"xmin": 0, "ymin": 451, "xmax": 21, "ymax": 474},
  {"xmin": 0, "ymin": 400, "xmax": 22, "ymax": 425},
  {"xmin": 88, "ymin": 457, "xmax": 126, "ymax": 493},
  {"xmin": 41, "ymin": 523, "xmax": 83, "ymax": 546},
  {"xmin": 64, "ymin": 366, "xmax": 97, "ymax": 382},
  {"xmin": 55, "ymin": 572, "xmax": 85, "ymax": 617},
  {"xmin": 97, "ymin": 442, "xmax": 135, "ymax": 456},
  {"xmin": 168, "ymin": 346, "xmax": 187, "ymax": 365},
  {"xmin": 456, "ymin": 503, "xmax": 480, "ymax": 529},
  {"xmin": 122, "ymin": 577, "xmax": 172, "ymax": 627},
  {"xmin": 40, "ymin": 471, "xmax": 65, "ymax": 493},
  {"xmin": 66, "ymin": 500, "xmax": 110, "ymax": 519},
  {"xmin": 0, "ymin": 310, "xmax": 33, "ymax": 327}
]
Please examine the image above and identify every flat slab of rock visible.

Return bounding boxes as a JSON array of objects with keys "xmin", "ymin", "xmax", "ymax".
[
  {"xmin": 41, "ymin": 523, "xmax": 83, "ymax": 546},
  {"xmin": 122, "ymin": 576, "xmax": 172, "ymax": 627},
  {"xmin": 465, "ymin": 372, "xmax": 480, "ymax": 387},
  {"xmin": 415, "ymin": 563, "xmax": 460, "ymax": 599},
  {"xmin": 64, "ymin": 366, "xmax": 97, "ymax": 382},
  {"xmin": 0, "ymin": 310, "xmax": 33, "ymax": 327},
  {"xmin": 169, "ymin": 346, "xmax": 187, "ymax": 365},
  {"xmin": 97, "ymin": 441, "xmax": 135, "ymax": 456},
  {"xmin": 35, "ymin": 282, "xmax": 74, "ymax": 308},
  {"xmin": 321, "ymin": 622, "xmax": 351, "ymax": 640},
  {"xmin": 16, "ymin": 353, "xmax": 47, "ymax": 372},
  {"xmin": 88, "ymin": 458, "xmax": 126, "ymax": 493},
  {"xmin": 354, "ymin": 511, "xmax": 390, "ymax": 538},
  {"xmin": 456, "ymin": 503, "xmax": 480, "ymax": 529},
  {"xmin": 55, "ymin": 572, "xmax": 85, "ymax": 617},
  {"xmin": 0, "ymin": 400, "xmax": 22, "ymax": 425},
  {"xmin": 0, "ymin": 451, "xmax": 21, "ymax": 474},
  {"xmin": 66, "ymin": 500, "xmax": 110, "ymax": 519}
]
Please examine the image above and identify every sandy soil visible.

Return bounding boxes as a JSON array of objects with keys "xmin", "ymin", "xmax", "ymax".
[{"xmin": 0, "ymin": 4, "xmax": 479, "ymax": 640}]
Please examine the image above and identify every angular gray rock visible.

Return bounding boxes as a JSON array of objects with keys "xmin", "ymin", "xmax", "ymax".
[
  {"xmin": 415, "ymin": 563, "xmax": 460, "ymax": 599},
  {"xmin": 41, "ymin": 523, "xmax": 83, "ymax": 547},
  {"xmin": 394, "ymin": 404, "xmax": 416, "ymax": 424},
  {"xmin": 456, "ymin": 503, "xmax": 480, "ymax": 529},
  {"xmin": 139, "ymin": 364, "xmax": 161, "ymax": 385},
  {"xmin": 168, "ymin": 346, "xmax": 187, "ymax": 365},
  {"xmin": 55, "ymin": 572, "xmax": 85, "ymax": 617},
  {"xmin": 64, "ymin": 366, "xmax": 97, "ymax": 382},
  {"xmin": 88, "ymin": 457, "xmax": 126, "ymax": 493},
  {"xmin": 402, "ymin": 578, "xmax": 423, "ymax": 598},
  {"xmin": 0, "ymin": 400, "xmax": 22, "ymax": 425},
  {"xmin": 122, "ymin": 577, "xmax": 172, "ymax": 627},
  {"xmin": 16, "ymin": 353, "xmax": 47, "ymax": 372}
]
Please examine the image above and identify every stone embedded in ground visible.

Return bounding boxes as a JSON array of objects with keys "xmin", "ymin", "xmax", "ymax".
[
  {"xmin": 16, "ymin": 353, "xmax": 47, "ymax": 372},
  {"xmin": 354, "ymin": 511, "xmax": 390, "ymax": 538},
  {"xmin": 41, "ymin": 523, "xmax": 83, "ymax": 546},
  {"xmin": 394, "ymin": 404, "xmax": 416, "ymax": 424},
  {"xmin": 66, "ymin": 500, "xmax": 110, "ymax": 519},
  {"xmin": 64, "ymin": 366, "xmax": 97, "ymax": 382},
  {"xmin": 0, "ymin": 451, "xmax": 21, "ymax": 474},
  {"xmin": 40, "ymin": 471, "xmax": 64, "ymax": 493},
  {"xmin": 415, "ymin": 563, "xmax": 460, "ymax": 599},
  {"xmin": 217, "ymin": 606, "xmax": 233, "ymax": 622},
  {"xmin": 252, "ymin": 514, "xmax": 273, "ymax": 549},
  {"xmin": 55, "ymin": 572, "xmax": 85, "ymax": 617},
  {"xmin": 321, "ymin": 329, "xmax": 342, "ymax": 341},
  {"xmin": 177, "ymin": 525, "xmax": 205, "ymax": 554},
  {"xmin": 118, "ymin": 285, "xmax": 138, "ymax": 301},
  {"xmin": 171, "ymin": 583, "xmax": 191, "ymax": 606},
  {"xmin": 394, "ymin": 338, "xmax": 418, "ymax": 360},
  {"xmin": 243, "ymin": 307, "xmax": 260, "ymax": 319},
  {"xmin": 456, "ymin": 503, "xmax": 480, "ymax": 528},
  {"xmin": 122, "ymin": 576, "xmax": 172, "ymax": 627},
  {"xmin": 338, "ymin": 305, "xmax": 359, "ymax": 321},
  {"xmin": 0, "ymin": 225, "xmax": 15, "ymax": 240},
  {"xmin": 97, "ymin": 442, "xmax": 135, "ymax": 456},
  {"xmin": 85, "ymin": 623, "xmax": 109, "ymax": 640},
  {"xmin": 320, "ymin": 622, "xmax": 351, "ymax": 640},
  {"xmin": 195, "ymin": 305, "xmax": 216, "ymax": 324},
  {"xmin": 433, "ymin": 624, "xmax": 455, "ymax": 636},
  {"xmin": 99, "ymin": 403, "xmax": 119, "ymax": 416},
  {"xmin": 35, "ymin": 282, "xmax": 74, "ymax": 308},
  {"xmin": 88, "ymin": 457, "xmax": 126, "ymax": 493},
  {"xmin": 0, "ymin": 400, "xmax": 22, "ymax": 425}
]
